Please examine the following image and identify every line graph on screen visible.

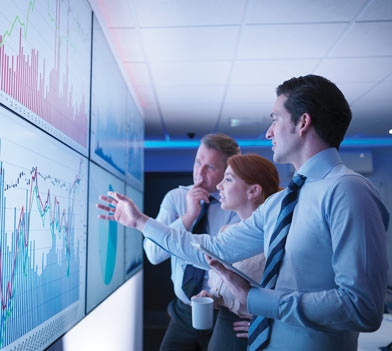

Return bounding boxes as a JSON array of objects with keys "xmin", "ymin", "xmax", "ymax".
[
  {"xmin": 0, "ymin": 107, "xmax": 88, "ymax": 350},
  {"xmin": 0, "ymin": 0, "xmax": 92, "ymax": 155}
]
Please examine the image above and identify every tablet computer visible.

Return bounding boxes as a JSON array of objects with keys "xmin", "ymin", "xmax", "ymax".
[{"xmin": 191, "ymin": 242, "xmax": 261, "ymax": 287}]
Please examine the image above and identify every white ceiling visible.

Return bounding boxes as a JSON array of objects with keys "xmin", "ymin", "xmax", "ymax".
[{"xmin": 89, "ymin": 0, "xmax": 392, "ymax": 144}]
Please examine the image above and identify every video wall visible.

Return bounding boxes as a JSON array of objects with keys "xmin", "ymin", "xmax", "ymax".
[{"xmin": 0, "ymin": 1, "xmax": 144, "ymax": 350}]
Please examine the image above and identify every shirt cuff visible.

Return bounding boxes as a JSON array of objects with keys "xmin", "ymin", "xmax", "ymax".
[
  {"xmin": 247, "ymin": 287, "xmax": 281, "ymax": 319},
  {"xmin": 144, "ymin": 218, "xmax": 168, "ymax": 240}
]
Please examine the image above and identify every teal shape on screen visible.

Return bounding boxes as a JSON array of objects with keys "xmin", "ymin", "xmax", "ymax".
[{"xmin": 98, "ymin": 184, "xmax": 118, "ymax": 285}]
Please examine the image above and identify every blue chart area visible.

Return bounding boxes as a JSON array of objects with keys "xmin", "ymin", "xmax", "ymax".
[
  {"xmin": 86, "ymin": 163, "xmax": 125, "ymax": 313},
  {"xmin": 90, "ymin": 15, "xmax": 144, "ymax": 189},
  {"xmin": 0, "ymin": 107, "xmax": 88, "ymax": 350},
  {"xmin": 90, "ymin": 16, "xmax": 129, "ymax": 177},
  {"xmin": 126, "ymin": 106, "xmax": 144, "ymax": 190},
  {"xmin": 99, "ymin": 184, "xmax": 118, "ymax": 285}
]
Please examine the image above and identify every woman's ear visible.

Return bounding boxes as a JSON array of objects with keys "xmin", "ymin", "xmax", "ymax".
[{"xmin": 248, "ymin": 184, "xmax": 262, "ymax": 199}]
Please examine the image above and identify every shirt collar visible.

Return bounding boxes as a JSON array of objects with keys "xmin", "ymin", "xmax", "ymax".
[
  {"xmin": 209, "ymin": 191, "xmax": 220, "ymax": 202},
  {"xmin": 297, "ymin": 148, "xmax": 343, "ymax": 181}
]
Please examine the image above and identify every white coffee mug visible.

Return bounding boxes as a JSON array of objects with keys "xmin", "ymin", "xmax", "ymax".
[{"xmin": 191, "ymin": 296, "xmax": 214, "ymax": 330}]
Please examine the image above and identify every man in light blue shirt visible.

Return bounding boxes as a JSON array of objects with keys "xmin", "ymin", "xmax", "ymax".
[
  {"xmin": 144, "ymin": 133, "xmax": 240, "ymax": 350},
  {"xmin": 98, "ymin": 75, "xmax": 389, "ymax": 351}
]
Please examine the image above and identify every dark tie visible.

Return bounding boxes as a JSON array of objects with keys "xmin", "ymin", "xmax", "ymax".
[
  {"xmin": 181, "ymin": 198, "xmax": 212, "ymax": 299},
  {"xmin": 248, "ymin": 173, "xmax": 306, "ymax": 351}
]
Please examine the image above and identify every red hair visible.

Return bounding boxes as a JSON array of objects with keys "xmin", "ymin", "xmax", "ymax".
[{"xmin": 227, "ymin": 154, "xmax": 281, "ymax": 204}]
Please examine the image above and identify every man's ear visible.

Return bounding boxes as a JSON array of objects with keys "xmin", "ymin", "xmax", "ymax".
[{"xmin": 298, "ymin": 113, "xmax": 312, "ymax": 135}]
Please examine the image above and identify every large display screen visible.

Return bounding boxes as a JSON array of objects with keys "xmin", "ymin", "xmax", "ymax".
[
  {"xmin": 0, "ymin": 106, "xmax": 88, "ymax": 350},
  {"xmin": 86, "ymin": 162, "xmax": 126, "ymax": 313},
  {"xmin": 0, "ymin": 2, "xmax": 144, "ymax": 349},
  {"xmin": 0, "ymin": 0, "xmax": 92, "ymax": 155},
  {"xmin": 90, "ymin": 15, "xmax": 144, "ymax": 190}
]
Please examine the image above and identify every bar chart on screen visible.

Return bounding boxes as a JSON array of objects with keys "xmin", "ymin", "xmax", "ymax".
[
  {"xmin": 0, "ymin": 107, "xmax": 88, "ymax": 350},
  {"xmin": 0, "ymin": 0, "xmax": 92, "ymax": 155}
]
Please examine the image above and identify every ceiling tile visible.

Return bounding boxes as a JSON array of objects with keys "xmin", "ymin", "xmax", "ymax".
[
  {"xmin": 330, "ymin": 22, "xmax": 392, "ymax": 57},
  {"xmin": 149, "ymin": 61, "xmax": 232, "ymax": 86},
  {"xmin": 90, "ymin": 0, "xmax": 392, "ymax": 142},
  {"xmin": 133, "ymin": 0, "xmax": 247, "ymax": 27},
  {"xmin": 238, "ymin": 23, "xmax": 348, "ymax": 59},
  {"xmin": 246, "ymin": 0, "xmax": 368, "ymax": 23},
  {"xmin": 315, "ymin": 57, "xmax": 392, "ymax": 83},
  {"xmin": 222, "ymin": 85, "xmax": 275, "ymax": 119},
  {"xmin": 358, "ymin": 0, "xmax": 392, "ymax": 21},
  {"xmin": 141, "ymin": 26, "xmax": 240, "ymax": 61},
  {"xmin": 334, "ymin": 81, "xmax": 381, "ymax": 105},
  {"xmin": 155, "ymin": 86, "xmax": 225, "ymax": 136},
  {"xmin": 351, "ymin": 77, "xmax": 392, "ymax": 113},
  {"xmin": 343, "ymin": 77, "xmax": 392, "ymax": 137},
  {"xmin": 219, "ymin": 85, "xmax": 275, "ymax": 138},
  {"xmin": 231, "ymin": 59, "xmax": 320, "ymax": 85}
]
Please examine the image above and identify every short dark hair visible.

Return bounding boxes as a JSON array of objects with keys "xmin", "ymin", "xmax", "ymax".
[
  {"xmin": 201, "ymin": 133, "xmax": 240, "ymax": 164},
  {"xmin": 276, "ymin": 75, "xmax": 352, "ymax": 149}
]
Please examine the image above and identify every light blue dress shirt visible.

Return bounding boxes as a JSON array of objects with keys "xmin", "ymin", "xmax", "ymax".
[
  {"xmin": 143, "ymin": 148, "xmax": 390, "ymax": 351},
  {"xmin": 143, "ymin": 185, "xmax": 239, "ymax": 304}
]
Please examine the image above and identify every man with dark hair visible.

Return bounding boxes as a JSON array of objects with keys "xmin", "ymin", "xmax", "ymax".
[
  {"xmin": 275, "ymin": 74, "xmax": 351, "ymax": 149},
  {"xmin": 144, "ymin": 133, "xmax": 240, "ymax": 350},
  {"xmin": 98, "ymin": 75, "xmax": 389, "ymax": 351}
]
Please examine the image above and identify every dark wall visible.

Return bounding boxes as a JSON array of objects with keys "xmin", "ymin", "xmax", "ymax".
[{"xmin": 143, "ymin": 172, "xmax": 193, "ymax": 315}]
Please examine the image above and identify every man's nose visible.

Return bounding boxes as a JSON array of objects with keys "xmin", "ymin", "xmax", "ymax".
[
  {"xmin": 265, "ymin": 125, "xmax": 273, "ymax": 139},
  {"xmin": 198, "ymin": 166, "xmax": 207, "ymax": 176}
]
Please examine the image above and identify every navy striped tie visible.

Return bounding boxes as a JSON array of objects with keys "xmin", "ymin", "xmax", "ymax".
[
  {"xmin": 182, "ymin": 198, "xmax": 212, "ymax": 298},
  {"xmin": 248, "ymin": 173, "xmax": 306, "ymax": 351}
]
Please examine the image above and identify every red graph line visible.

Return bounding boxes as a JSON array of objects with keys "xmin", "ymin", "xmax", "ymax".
[
  {"xmin": 0, "ymin": 165, "xmax": 80, "ymax": 312},
  {"xmin": 0, "ymin": 0, "xmax": 89, "ymax": 147}
]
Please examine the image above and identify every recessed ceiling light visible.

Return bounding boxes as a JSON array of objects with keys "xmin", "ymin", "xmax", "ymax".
[
  {"xmin": 389, "ymin": 129, "xmax": 392, "ymax": 135},
  {"xmin": 229, "ymin": 117, "xmax": 266, "ymax": 127}
]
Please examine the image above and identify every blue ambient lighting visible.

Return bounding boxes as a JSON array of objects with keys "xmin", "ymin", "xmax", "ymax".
[{"xmin": 144, "ymin": 138, "xmax": 392, "ymax": 149}]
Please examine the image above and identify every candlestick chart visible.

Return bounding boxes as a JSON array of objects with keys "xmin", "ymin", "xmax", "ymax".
[
  {"xmin": 0, "ymin": 107, "xmax": 88, "ymax": 350},
  {"xmin": 0, "ymin": 0, "xmax": 92, "ymax": 155}
]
